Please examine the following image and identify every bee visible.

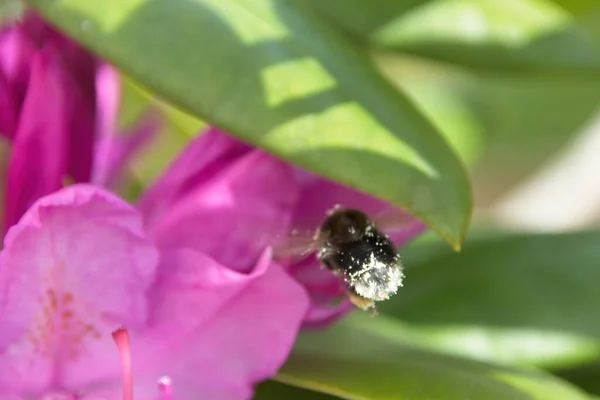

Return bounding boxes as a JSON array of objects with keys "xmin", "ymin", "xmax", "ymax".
[{"xmin": 275, "ymin": 205, "xmax": 408, "ymax": 314}]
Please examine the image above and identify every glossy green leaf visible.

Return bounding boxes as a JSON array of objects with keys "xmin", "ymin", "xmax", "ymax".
[
  {"xmin": 558, "ymin": 362, "xmax": 600, "ymax": 399},
  {"xmin": 377, "ymin": 52, "xmax": 600, "ymax": 202},
  {"xmin": 375, "ymin": 53, "xmax": 485, "ymax": 166},
  {"xmin": 341, "ymin": 311, "xmax": 600, "ymax": 370},
  {"xmin": 255, "ymin": 380, "xmax": 340, "ymax": 399},
  {"xmin": 276, "ymin": 319, "xmax": 590, "ymax": 400},
  {"xmin": 26, "ymin": 0, "xmax": 472, "ymax": 248},
  {"xmin": 379, "ymin": 231, "xmax": 600, "ymax": 339},
  {"xmin": 307, "ymin": 0, "xmax": 600, "ymax": 76}
]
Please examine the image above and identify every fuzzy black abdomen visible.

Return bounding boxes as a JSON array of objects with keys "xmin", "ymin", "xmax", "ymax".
[{"xmin": 318, "ymin": 229, "xmax": 398, "ymax": 275}]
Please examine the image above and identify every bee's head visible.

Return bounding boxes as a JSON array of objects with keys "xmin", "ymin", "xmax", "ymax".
[{"xmin": 317, "ymin": 208, "xmax": 372, "ymax": 245}]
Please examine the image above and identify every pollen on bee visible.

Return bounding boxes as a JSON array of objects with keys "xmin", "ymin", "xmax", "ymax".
[{"xmin": 349, "ymin": 253, "xmax": 404, "ymax": 301}]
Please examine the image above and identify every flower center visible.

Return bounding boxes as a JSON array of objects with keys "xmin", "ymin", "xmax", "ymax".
[{"xmin": 111, "ymin": 327, "xmax": 172, "ymax": 400}]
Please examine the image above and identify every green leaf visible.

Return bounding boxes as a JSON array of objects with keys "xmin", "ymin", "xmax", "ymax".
[
  {"xmin": 255, "ymin": 380, "xmax": 340, "ymax": 399},
  {"xmin": 276, "ymin": 319, "xmax": 590, "ymax": 400},
  {"xmin": 375, "ymin": 53, "xmax": 485, "ymax": 166},
  {"xmin": 558, "ymin": 362, "xmax": 600, "ymax": 399},
  {"xmin": 343, "ymin": 310, "xmax": 600, "ymax": 371},
  {"xmin": 379, "ymin": 230, "xmax": 600, "ymax": 339},
  {"xmin": 306, "ymin": 0, "xmax": 600, "ymax": 76},
  {"xmin": 26, "ymin": 0, "xmax": 472, "ymax": 249},
  {"xmin": 550, "ymin": 0, "xmax": 600, "ymax": 16}
]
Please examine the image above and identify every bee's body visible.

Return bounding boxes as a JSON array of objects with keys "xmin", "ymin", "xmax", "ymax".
[{"xmin": 315, "ymin": 207, "xmax": 404, "ymax": 312}]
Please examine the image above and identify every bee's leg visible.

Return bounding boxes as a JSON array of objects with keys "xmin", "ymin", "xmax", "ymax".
[
  {"xmin": 367, "ymin": 304, "xmax": 378, "ymax": 317},
  {"xmin": 347, "ymin": 292, "xmax": 376, "ymax": 313}
]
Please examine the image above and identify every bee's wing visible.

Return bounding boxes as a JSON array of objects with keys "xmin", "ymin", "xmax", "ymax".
[
  {"xmin": 371, "ymin": 208, "xmax": 419, "ymax": 233},
  {"xmin": 271, "ymin": 228, "xmax": 319, "ymax": 259}
]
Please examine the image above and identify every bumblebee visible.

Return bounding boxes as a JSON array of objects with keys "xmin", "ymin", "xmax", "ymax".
[
  {"xmin": 315, "ymin": 207, "xmax": 403, "ymax": 312},
  {"xmin": 276, "ymin": 205, "xmax": 406, "ymax": 313}
]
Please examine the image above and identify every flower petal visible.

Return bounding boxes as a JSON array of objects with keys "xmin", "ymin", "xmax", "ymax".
[
  {"xmin": 0, "ymin": 72, "xmax": 15, "ymax": 137},
  {"xmin": 4, "ymin": 43, "xmax": 96, "ymax": 233},
  {"xmin": 142, "ymin": 134, "xmax": 299, "ymax": 272},
  {"xmin": 0, "ymin": 26, "xmax": 36, "ymax": 119},
  {"xmin": 20, "ymin": 12, "xmax": 97, "ymax": 98},
  {"xmin": 136, "ymin": 247, "xmax": 309, "ymax": 400},
  {"xmin": 5, "ymin": 49, "xmax": 70, "ymax": 233},
  {"xmin": 92, "ymin": 65, "xmax": 159, "ymax": 189},
  {"xmin": 94, "ymin": 64, "xmax": 120, "ymax": 143},
  {"xmin": 137, "ymin": 127, "xmax": 253, "ymax": 227},
  {"xmin": 93, "ymin": 113, "xmax": 159, "ymax": 190},
  {"xmin": 0, "ymin": 184, "xmax": 159, "ymax": 393},
  {"xmin": 20, "ymin": 14, "xmax": 98, "ymax": 184}
]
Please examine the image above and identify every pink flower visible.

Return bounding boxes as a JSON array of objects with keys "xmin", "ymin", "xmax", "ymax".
[
  {"xmin": 0, "ymin": 183, "xmax": 309, "ymax": 399},
  {"xmin": 0, "ymin": 13, "xmax": 154, "ymax": 235}
]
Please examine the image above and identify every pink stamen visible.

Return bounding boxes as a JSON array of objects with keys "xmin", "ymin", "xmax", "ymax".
[{"xmin": 112, "ymin": 327, "xmax": 133, "ymax": 400}]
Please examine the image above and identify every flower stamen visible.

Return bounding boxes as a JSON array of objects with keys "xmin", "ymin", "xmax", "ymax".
[{"xmin": 112, "ymin": 327, "xmax": 133, "ymax": 400}]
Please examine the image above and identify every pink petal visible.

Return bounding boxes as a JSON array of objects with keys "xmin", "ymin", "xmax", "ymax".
[
  {"xmin": 135, "ymin": 247, "xmax": 309, "ymax": 400},
  {"xmin": 91, "ymin": 65, "xmax": 160, "ymax": 189},
  {"xmin": 0, "ymin": 393, "xmax": 22, "ymax": 400},
  {"xmin": 4, "ymin": 43, "xmax": 96, "ymax": 234},
  {"xmin": 64, "ymin": 87, "xmax": 96, "ymax": 187},
  {"xmin": 21, "ymin": 12, "xmax": 97, "ymax": 100},
  {"xmin": 5, "ymin": 49, "xmax": 70, "ymax": 233},
  {"xmin": 0, "ymin": 72, "xmax": 15, "ymax": 137},
  {"xmin": 0, "ymin": 184, "xmax": 159, "ymax": 394},
  {"xmin": 92, "ymin": 113, "xmax": 159, "ymax": 189},
  {"xmin": 18, "ymin": 14, "xmax": 98, "ymax": 184},
  {"xmin": 94, "ymin": 64, "xmax": 120, "ymax": 142},
  {"xmin": 286, "ymin": 256, "xmax": 352, "ymax": 328},
  {"xmin": 0, "ymin": 27, "xmax": 35, "ymax": 118},
  {"xmin": 303, "ymin": 300, "xmax": 354, "ymax": 328},
  {"xmin": 142, "ymin": 136, "xmax": 299, "ymax": 272},
  {"xmin": 137, "ymin": 127, "xmax": 253, "ymax": 227}
]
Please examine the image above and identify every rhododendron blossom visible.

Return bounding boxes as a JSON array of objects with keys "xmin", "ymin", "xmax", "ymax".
[{"xmin": 0, "ymin": 184, "xmax": 309, "ymax": 399}]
